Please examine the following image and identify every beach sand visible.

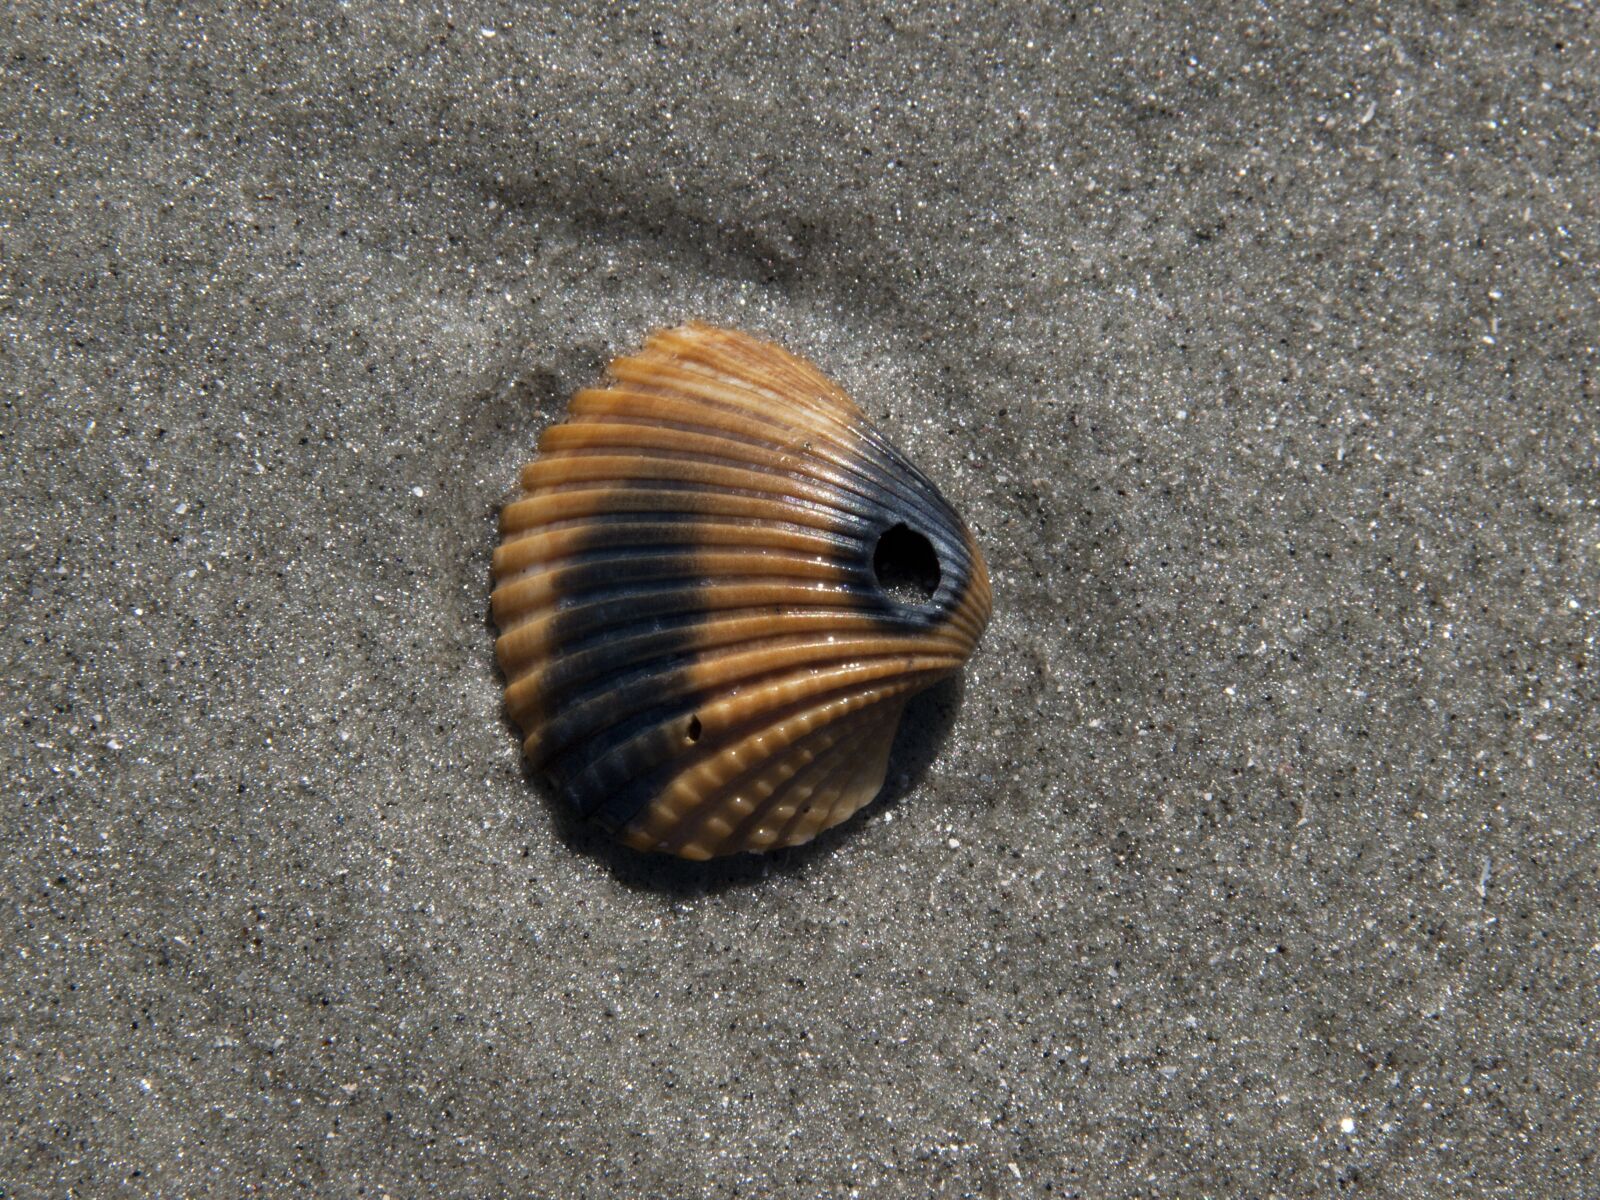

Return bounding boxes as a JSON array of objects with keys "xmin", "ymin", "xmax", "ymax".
[{"xmin": 3, "ymin": 3, "xmax": 1596, "ymax": 1195}]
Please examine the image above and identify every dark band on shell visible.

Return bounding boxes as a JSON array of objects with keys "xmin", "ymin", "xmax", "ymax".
[{"xmin": 492, "ymin": 323, "xmax": 991, "ymax": 858}]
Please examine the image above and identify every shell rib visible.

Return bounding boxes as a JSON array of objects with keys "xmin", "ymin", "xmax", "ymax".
[{"xmin": 492, "ymin": 323, "xmax": 991, "ymax": 859}]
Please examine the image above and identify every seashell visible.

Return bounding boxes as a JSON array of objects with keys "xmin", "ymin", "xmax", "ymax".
[{"xmin": 491, "ymin": 323, "xmax": 991, "ymax": 859}]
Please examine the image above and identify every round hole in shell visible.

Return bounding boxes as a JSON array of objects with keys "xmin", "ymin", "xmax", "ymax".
[{"xmin": 872, "ymin": 522, "xmax": 941, "ymax": 607}]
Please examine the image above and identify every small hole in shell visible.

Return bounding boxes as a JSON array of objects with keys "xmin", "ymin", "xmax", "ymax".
[
  {"xmin": 872, "ymin": 523, "xmax": 941, "ymax": 607},
  {"xmin": 686, "ymin": 715, "xmax": 703, "ymax": 743}
]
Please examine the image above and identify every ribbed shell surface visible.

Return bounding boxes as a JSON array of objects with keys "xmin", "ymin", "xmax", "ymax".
[{"xmin": 491, "ymin": 323, "xmax": 991, "ymax": 859}]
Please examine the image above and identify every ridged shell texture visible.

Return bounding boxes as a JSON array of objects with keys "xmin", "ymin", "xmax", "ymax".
[{"xmin": 492, "ymin": 323, "xmax": 991, "ymax": 858}]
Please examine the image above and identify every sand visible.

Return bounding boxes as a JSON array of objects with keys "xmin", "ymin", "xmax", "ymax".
[{"xmin": 2, "ymin": 2, "xmax": 1596, "ymax": 1195}]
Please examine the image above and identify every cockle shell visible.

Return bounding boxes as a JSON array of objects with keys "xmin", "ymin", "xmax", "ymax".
[{"xmin": 492, "ymin": 323, "xmax": 991, "ymax": 859}]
